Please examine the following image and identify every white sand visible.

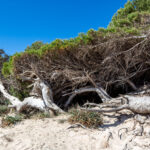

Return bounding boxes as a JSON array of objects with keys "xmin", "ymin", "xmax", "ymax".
[{"xmin": 0, "ymin": 113, "xmax": 150, "ymax": 150}]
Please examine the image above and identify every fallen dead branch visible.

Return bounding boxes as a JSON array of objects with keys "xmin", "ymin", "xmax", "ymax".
[
  {"xmin": 82, "ymin": 95, "xmax": 150, "ymax": 114},
  {"xmin": 64, "ymin": 86, "xmax": 111, "ymax": 108},
  {"xmin": 0, "ymin": 70, "xmax": 63, "ymax": 113}
]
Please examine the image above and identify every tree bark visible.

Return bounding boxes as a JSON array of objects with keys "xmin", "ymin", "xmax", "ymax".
[
  {"xmin": 64, "ymin": 87, "xmax": 111, "ymax": 108},
  {"xmin": 0, "ymin": 80, "xmax": 63, "ymax": 113}
]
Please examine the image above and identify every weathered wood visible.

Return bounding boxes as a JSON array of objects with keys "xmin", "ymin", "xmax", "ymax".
[
  {"xmin": 40, "ymin": 81, "xmax": 64, "ymax": 113},
  {"xmin": 64, "ymin": 87, "xmax": 111, "ymax": 108},
  {"xmin": 82, "ymin": 104, "xmax": 129, "ymax": 113},
  {"xmin": 0, "ymin": 80, "xmax": 46, "ymax": 112},
  {"xmin": 82, "ymin": 95, "xmax": 150, "ymax": 114},
  {"xmin": 86, "ymin": 73, "xmax": 111, "ymax": 101},
  {"xmin": 0, "ymin": 80, "xmax": 21, "ymax": 106},
  {"xmin": 8, "ymin": 97, "xmax": 46, "ymax": 112},
  {"xmin": 0, "ymin": 70, "xmax": 64, "ymax": 113}
]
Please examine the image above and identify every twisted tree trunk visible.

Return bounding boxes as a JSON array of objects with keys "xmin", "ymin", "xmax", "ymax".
[{"xmin": 0, "ymin": 79, "xmax": 63, "ymax": 113}]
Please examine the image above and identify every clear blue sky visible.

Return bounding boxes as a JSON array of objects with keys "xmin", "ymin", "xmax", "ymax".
[{"xmin": 0, "ymin": 0, "xmax": 127, "ymax": 55}]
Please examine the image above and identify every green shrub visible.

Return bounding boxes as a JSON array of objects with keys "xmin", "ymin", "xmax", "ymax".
[
  {"xmin": 116, "ymin": 19, "xmax": 132, "ymax": 27},
  {"xmin": 9, "ymin": 86, "xmax": 29, "ymax": 101},
  {"xmin": 111, "ymin": 1, "xmax": 135, "ymax": 23},
  {"xmin": 98, "ymin": 27, "xmax": 108, "ymax": 33},
  {"xmin": 25, "ymin": 41, "xmax": 44, "ymax": 51},
  {"xmin": 124, "ymin": 27, "xmax": 140, "ymax": 34},
  {"xmin": 1, "ymin": 114, "xmax": 23, "ymax": 127},
  {"xmin": 109, "ymin": 0, "xmax": 150, "ymax": 30},
  {"xmin": 127, "ymin": 12, "xmax": 140, "ymax": 22},
  {"xmin": 2, "ymin": 53, "xmax": 23, "ymax": 77},
  {"xmin": 0, "ymin": 105, "xmax": 9, "ymax": 116},
  {"xmin": 87, "ymin": 28, "xmax": 97, "ymax": 37},
  {"xmin": 133, "ymin": 0, "xmax": 150, "ymax": 12},
  {"xmin": 123, "ymin": 1, "xmax": 135, "ymax": 14},
  {"xmin": 2, "ymin": 62, "xmax": 13, "ymax": 77},
  {"xmin": 68, "ymin": 109, "xmax": 103, "ymax": 128},
  {"xmin": 98, "ymin": 27, "xmax": 117, "ymax": 36}
]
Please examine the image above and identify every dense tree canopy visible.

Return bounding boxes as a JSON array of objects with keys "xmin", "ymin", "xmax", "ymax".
[{"xmin": 25, "ymin": 41, "xmax": 44, "ymax": 51}]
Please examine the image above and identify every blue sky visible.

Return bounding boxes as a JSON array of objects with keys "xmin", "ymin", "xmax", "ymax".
[{"xmin": 0, "ymin": 0, "xmax": 127, "ymax": 55}]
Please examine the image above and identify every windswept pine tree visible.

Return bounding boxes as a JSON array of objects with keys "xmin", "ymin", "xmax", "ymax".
[{"xmin": 0, "ymin": 0, "xmax": 150, "ymax": 113}]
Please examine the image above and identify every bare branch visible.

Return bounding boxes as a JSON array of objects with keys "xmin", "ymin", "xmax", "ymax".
[
  {"xmin": 86, "ymin": 73, "xmax": 111, "ymax": 101},
  {"xmin": 65, "ymin": 87, "xmax": 111, "ymax": 108},
  {"xmin": 126, "ymin": 80, "xmax": 137, "ymax": 91},
  {"xmin": 82, "ymin": 95, "xmax": 150, "ymax": 114}
]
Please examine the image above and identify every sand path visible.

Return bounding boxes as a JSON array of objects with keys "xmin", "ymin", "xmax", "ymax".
[{"xmin": 0, "ymin": 113, "xmax": 150, "ymax": 150}]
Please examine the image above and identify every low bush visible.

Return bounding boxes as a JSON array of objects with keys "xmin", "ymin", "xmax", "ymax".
[
  {"xmin": 0, "ymin": 105, "xmax": 9, "ymax": 116},
  {"xmin": 127, "ymin": 12, "xmax": 140, "ymax": 23},
  {"xmin": 68, "ymin": 109, "xmax": 103, "ymax": 128},
  {"xmin": 1, "ymin": 114, "xmax": 23, "ymax": 127}
]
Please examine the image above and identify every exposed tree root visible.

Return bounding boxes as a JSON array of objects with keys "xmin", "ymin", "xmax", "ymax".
[
  {"xmin": 66, "ymin": 123, "xmax": 87, "ymax": 129},
  {"xmin": 118, "ymin": 128, "xmax": 128, "ymax": 140}
]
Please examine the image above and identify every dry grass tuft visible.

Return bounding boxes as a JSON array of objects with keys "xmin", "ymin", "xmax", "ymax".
[{"xmin": 68, "ymin": 109, "xmax": 103, "ymax": 128}]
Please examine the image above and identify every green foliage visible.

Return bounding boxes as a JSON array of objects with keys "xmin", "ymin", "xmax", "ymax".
[
  {"xmin": 2, "ymin": 0, "xmax": 150, "ymax": 78},
  {"xmin": 68, "ymin": 109, "xmax": 103, "ymax": 128},
  {"xmin": 111, "ymin": 1, "xmax": 135, "ymax": 23},
  {"xmin": 2, "ymin": 53, "xmax": 22, "ymax": 77},
  {"xmin": 133, "ymin": 0, "xmax": 150, "ymax": 12},
  {"xmin": 124, "ymin": 27, "xmax": 139, "ymax": 34},
  {"xmin": 2, "ymin": 62, "xmax": 12, "ymax": 77},
  {"xmin": 49, "ymin": 39, "xmax": 64, "ymax": 49},
  {"xmin": 1, "ymin": 114, "xmax": 23, "ymax": 127},
  {"xmin": 114, "ymin": 19, "xmax": 132, "ymax": 27},
  {"xmin": 9, "ymin": 87, "xmax": 22, "ymax": 99},
  {"xmin": 1, "ymin": 31, "xmax": 95, "ymax": 77},
  {"xmin": 98, "ymin": 28, "xmax": 108, "ymax": 34},
  {"xmin": 118, "ymin": 1, "xmax": 135, "ymax": 18},
  {"xmin": 0, "ymin": 105, "xmax": 9, "ymax": 116},
  {"xmin": 0, "ymin": 99, "xmax": 10, "ymax": 105},
  {"xmin": 9, "ymin": 85, "xmax": 29, "ymax": 100},
  {"xmin": 96, "ymin": 27, "xmax": 117, "ymax": 38},
  {"xmin": 25, "ymin": 41, "xmax": 44, "ymax": 51},
  {"xmin": 127, "ymin": 12, "xmax": 140, "ymax": 22},
  {"xmin": 0, "ymin": 49, "xmax": 9, "ymax": 77},
  {"xmin": 108, "ymin": 0, "xmax": 150, "ymax": 34}
]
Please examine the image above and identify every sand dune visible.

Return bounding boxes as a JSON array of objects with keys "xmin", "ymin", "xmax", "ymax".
[{"xmin": 0, "ymin": 113, "xmax": 150, "ymax": 150}]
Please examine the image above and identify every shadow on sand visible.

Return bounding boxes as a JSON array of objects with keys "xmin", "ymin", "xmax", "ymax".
[{"xmin": 100, "ymin": 113, "xmax": 134, "ymax": 129}]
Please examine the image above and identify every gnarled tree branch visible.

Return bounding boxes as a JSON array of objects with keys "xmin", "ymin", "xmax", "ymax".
[
  {"xmin": 82, "ymin": 95, "xmax": 150, "ymax": 114},
  {"xmin": 0, "ymin": 70, "xmax": 64, "ymax": 113},
  {"xmin": 64, "ymin": 86, "xmax": 111, "ymax": 108}
]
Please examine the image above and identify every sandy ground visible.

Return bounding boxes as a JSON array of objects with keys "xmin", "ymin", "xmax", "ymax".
[{"xmin": 0, "ymin": 112, "xmax": 150, "ymax": 150}]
